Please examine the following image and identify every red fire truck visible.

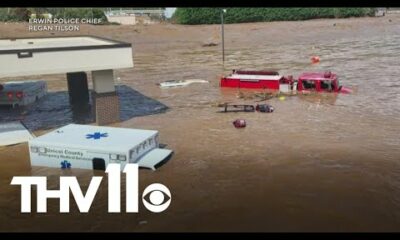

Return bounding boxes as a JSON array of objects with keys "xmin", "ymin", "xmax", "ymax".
[{"xmin": 220, "ymin": 70, "xmax": 351, "ymax": 94}]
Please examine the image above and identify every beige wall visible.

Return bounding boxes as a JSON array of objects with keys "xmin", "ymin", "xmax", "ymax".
[
  {"xmin": 106, "ymin": 15, "xmax": 160, "ymax": 25},
  {"xmin": 106, "ymin": 15, "xmax": 136, "ymax": 25},
  {"xmin": 92, "ymin": 69, "xmax": 115, "ymax": 93}
]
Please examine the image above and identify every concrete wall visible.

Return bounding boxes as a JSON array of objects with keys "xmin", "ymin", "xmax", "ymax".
[
  {"xmin": 106, "ymin": 15, "xmax": 136, "ymax": 25},
  {"xmin": 92, "ymin": 69, "xmax": 115, "ymax": 93},
  {"xmin": 105, "ymin": 14, "xmax": 160, "ymax": 25}
]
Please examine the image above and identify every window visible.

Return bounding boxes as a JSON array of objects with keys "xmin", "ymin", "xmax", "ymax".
[
  {"xmin": 321, "ymin": 81, "xmax": 332, "ymax": 91},
  {"xmin": 303, "ymin": 80, "xmax": 316, "ymax": 90}
]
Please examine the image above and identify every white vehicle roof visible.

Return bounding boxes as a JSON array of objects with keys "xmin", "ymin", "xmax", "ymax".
[
  {"xmin": 2, "ymin": 80, "xmax": 46, "ymax": 91},
  {"xmin": 0, "ymin": 121, "xmax": 35, "ymax": 146},
  {"xmin": 30, "ymin": 124, "xmax": 158, "ymax": 153},
  {"xmin": 227, "ymin": 74, "xmax": 283, "ymax": 80},
  {"xmin": 137, "ymin": 148, "xmax": 172, "ymax": 170}
]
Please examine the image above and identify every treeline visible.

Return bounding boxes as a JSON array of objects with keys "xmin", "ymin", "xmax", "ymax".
[
  {"xmin": 172, "ymin": 8, "xmax": 376, "ymax": 25},
  {"xmin": 0, "ymin": 8, "xmax": 107, "ymax": 22}
]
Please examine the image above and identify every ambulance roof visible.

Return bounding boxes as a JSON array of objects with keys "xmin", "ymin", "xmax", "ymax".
[{"xmin": 30, "ymin": 124, "xmax": 158, "ymax": 153}]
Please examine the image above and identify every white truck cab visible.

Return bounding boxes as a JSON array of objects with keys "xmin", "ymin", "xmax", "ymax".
[{"xmin": 29, "ymin": 124, "xmax": 173, "ymax": 171}]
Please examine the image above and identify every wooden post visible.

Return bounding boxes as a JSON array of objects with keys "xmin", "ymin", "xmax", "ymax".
[{"xmin": 221, "ymin": 10, "xmax": 225, "ymax": 63}]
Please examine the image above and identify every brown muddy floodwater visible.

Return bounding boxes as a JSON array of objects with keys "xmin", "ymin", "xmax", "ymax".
[{"xmin": 0, "ymin": 16, "xmax": 400, "ymax": 232}]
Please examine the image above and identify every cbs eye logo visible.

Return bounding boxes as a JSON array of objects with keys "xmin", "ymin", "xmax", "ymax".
[{"xmin": 142, "ymin": 183, "xmax": 171, "ymax": 213}]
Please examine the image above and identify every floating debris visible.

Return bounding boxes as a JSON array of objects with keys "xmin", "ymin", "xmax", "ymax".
[
  {"xmin": 255, "ymin": 104, "xmax": 274, "ymax": 113},
  {"xmin": 218, "ymin": 103, "xmax": 255, "ymax": 113},
  {"xmin": 202, "ymin": 42, "xmax": 218, "ymax": 47},
  {"xmin": 311, "ymin": 56, "xmax": 320, "ymax": 64},
  {"xmin": 233, "ymin": 119, "xmax": 246, "ymax": 128}
]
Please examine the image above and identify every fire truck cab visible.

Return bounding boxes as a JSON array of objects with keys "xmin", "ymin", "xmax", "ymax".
[{"xmin": 297, "ymin": 71, "xmax": 352, "ymax": 94}]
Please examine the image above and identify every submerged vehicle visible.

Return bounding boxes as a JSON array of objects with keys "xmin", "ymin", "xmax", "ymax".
[
  {"xmin": 0, "ymin": 80, "xmax": 47, "ymax": 107},
  {"xmin": 220, "ymin": 69, "xmax": 292, "ymax": 91},
  {"xmin": 297, "ymin": 71, "xmax": 352, "ymax": 94},
  {"xmin": 255, "ymin": 104, "xmax": 274, "ymax": 113},
  {"xmin": 158, "ymin": 79, "xmax": 209, "ymax": 88},
  {"xmin": 220, "ymin": 70, "xmax": 351, "ymax": 94},
  {"xmin": 0, "ymin": 121, "xmax": 35, "ymax": 147},
  {"xmin": 29, "ymin": 124, "xmax": 173, "ymax": 171}
]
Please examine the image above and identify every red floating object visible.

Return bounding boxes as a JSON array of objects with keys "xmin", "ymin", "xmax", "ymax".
[
  {"xmin": 311, "ymin": 56, "xmax": 320, "ymax": 64},
  {"xmin": 233, "ymin": 119, "xmax": 246, "ymax": 128}
]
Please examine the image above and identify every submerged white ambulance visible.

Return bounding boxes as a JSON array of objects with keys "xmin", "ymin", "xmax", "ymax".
[{"xmin": 29, "ymin": 124, "xmax": 173, "ymax": 171}]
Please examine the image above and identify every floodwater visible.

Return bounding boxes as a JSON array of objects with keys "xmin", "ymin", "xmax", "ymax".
[
  {"xmin": 0, "ymin": 85, "xmax": 168, "ymax": 131},
  {"xmin": 0, "ymin": 16, "xmax": 400, "ymax": 232}
]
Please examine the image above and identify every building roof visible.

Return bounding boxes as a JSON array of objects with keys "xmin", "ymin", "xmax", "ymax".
[{"xmin": 0, "ymin": 36, "xmax": 133, "ymax": 78}]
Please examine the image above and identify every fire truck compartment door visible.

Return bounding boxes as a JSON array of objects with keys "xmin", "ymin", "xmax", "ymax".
[{"xmin": 137, "ymin": 148, "xmax": 173, "ymax": 170}]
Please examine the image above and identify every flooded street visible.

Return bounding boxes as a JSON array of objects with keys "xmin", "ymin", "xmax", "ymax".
[{"xmin": 0, "ymin": 16, "xmax": 400, "ymax": 231}]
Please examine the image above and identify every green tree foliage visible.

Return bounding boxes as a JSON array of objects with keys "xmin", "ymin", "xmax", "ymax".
[
  {"xmin": 173, "ymin": 8, "xmax": 375, "ymax": 25},
  {"xmin": 0, "ymin": 8, "xmax": 31, "ymax": 22},
  {"xmin": 51, "ymin": 8, "xmax": 107, "ymax": 21}
]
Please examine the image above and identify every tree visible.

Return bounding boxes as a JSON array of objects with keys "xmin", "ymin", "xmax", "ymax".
[{"xmin": 12, "ymin": 8, "xmax": 31, "ymax": 22}]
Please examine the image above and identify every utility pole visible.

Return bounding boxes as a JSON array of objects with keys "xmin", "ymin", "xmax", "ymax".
[{"xmin": 221, "ymin": 9, "xmax": 226, "ymax": 64}]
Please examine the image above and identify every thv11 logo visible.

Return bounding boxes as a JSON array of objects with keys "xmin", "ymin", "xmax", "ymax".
[{"xmin": 10, "ymin": 164, "xmax": 171, "ymax": 213}]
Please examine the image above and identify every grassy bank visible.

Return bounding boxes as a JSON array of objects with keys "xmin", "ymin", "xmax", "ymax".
[{"xmin": 172, "ymin": 8, "xmax": 375, "ymax": 25}]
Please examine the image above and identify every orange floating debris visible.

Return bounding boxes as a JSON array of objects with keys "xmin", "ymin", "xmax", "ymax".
[{"xmin": 311, "ymin": 56, "xmax": 320, "ymax": 64}]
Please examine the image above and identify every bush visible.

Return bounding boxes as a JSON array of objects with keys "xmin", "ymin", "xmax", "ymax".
[
  {"xmin": 0, "ymin": 8, "xmax": 10, "ymax": 21},
  {"xmin": 173, "ymin": 8, "xmax": 375, "ymax": 25},
  {"xmin": 52, "ymin": 8, "xmax": 107, "ymax": 22}
]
